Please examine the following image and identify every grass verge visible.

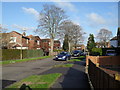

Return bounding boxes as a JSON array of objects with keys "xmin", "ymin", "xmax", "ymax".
[
  {"xmin": 79, "ymin": 56, "xmax": 86, "ymax": 58},
  {"xmin": 8, "ymin": 73, "xmax": 62, "ymax": 89},
  {"xmin": 54, "ymin": 64, "xmax": 73, "ymax": 68},
  {"xmin": 68, "ymin": 59, "xmax": 81, "ymax": 62},
  {"xmin": 1, "ymin": 56, "xmax": 51, "ymax": 65}
]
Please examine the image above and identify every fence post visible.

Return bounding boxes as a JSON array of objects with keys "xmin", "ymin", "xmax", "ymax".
[{"xmin": 96, "ymin": 56, "xmax": 99, "ymax": 67}]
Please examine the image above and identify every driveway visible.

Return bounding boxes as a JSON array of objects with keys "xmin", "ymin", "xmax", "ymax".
[{"xmin": 2, "ymin": 57, "xmax": 66, "ymax": 88}]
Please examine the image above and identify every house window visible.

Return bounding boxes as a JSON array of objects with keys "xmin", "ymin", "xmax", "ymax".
[
  {"xmin": 26, "ymin": 39, "xmax": 29, "ymax": 44},
  {"xmin": 37, "ymin": 41, "xmax": 40, "ymax": 45},
  {"xmin": 49, "ymin": 42, "xmax": 50, "ymax": 45},
  {"xmin": 10, "ymin": 37, "xmax": 16, "ymax": 43}
]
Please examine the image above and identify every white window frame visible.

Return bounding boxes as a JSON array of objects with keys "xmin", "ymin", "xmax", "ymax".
[
  {"xmin": 10, "ymin": 37, "xmax": 16, "ymax": 43},
  {"xmin": 37, "ymin": 40, "xmax": 40, "ymax": 45},
  {"xmin": 26, "ymin": 39, "xmax": 29, "ymax": 44}
]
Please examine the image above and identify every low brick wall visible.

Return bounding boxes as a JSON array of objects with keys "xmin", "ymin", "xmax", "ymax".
[{"xmin": 86, "ymin": 55, "xmax": 120, "ymax": 66}]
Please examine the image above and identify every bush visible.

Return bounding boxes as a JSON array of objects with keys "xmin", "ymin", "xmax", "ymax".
[{"xmin": 91, "ymin": 48, "xmax": 102, "ymax": 56}]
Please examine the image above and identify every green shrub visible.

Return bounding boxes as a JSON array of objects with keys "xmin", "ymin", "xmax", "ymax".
[{"xmin": 91, "ymin": 48, "xmax": 102, "ymax": 56}]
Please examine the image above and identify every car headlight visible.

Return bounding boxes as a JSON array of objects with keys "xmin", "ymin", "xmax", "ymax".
[
  {"xmin": 56, "ymin": 56, "xmax": 58, "ymax": 58},
  {"xmin": 62, "ymin": 56, "xmax": 66, "ymax": 59}
]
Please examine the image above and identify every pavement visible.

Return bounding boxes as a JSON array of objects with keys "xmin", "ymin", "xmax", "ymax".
[{"xmin": 38, "ymin": 60, "xmax": 91, "ymax": 89}]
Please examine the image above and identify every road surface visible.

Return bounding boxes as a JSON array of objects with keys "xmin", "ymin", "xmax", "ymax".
[{"xmin": 2, "ymin": 57, "xmax": 65, "ymax": 88}]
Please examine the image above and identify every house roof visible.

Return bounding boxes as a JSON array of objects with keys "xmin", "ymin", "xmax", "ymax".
[
  {"xmin": 13, "ymin": 43, "xmax": 22, "ymax": 47},
  {"xmin": 41, "ymin": 39, "xmax": 50, "ymax": 42},
  {"xmin": 54, "ymin": 40, "xmax": 60, "ymax": 43},
  {"xmin": 10, "ymin": 31, "xmax": 29, "ymax": 39},
  {"xmin": 110, "ymin": 36, "xmax": 117, "ymax": 41},
  {"xmin": 10, "ymin": 31, "xmax": 22, "ymax": 35},
  {"xmin": 27, "ymin": 35, "xmax": 41, "ymax": 40}
]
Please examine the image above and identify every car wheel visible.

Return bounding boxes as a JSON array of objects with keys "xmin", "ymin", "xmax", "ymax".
[
  {"xmin": 69, "ymin": 57, "xmax": 71, "ymax": 60},
  {"xmin": 66, "ymin": 57, "xmax": 68, "ymax": 61}
]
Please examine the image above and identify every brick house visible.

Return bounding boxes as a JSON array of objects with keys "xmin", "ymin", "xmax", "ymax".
[
  {"xmin": 110, "ymin": 27, "xmax": 120, "ymax": 48},
  {"xmin": 41, "ymin": 39, "xmax": 51, "ymax": 51},
  {"xmin": 96, "ymin": 42, "xmax": 110, "ymax": 48},
  {"xmin": 41, "ymin": 39, "xmax": 61, "ymax": 51},
  {"xmin": 72, "ymin": 44, "xmax": 85, "ymax": 51},
  {"xmin": 27, "ymin": 35, "xmax": 42, "ymax": 49},
  {"xmin": 9, "ymin": 31, "xmax": 29, "ymax": 49},
  {"xmin": 54, "ymin": 40, "xmax": 61, "ymax": 50}
]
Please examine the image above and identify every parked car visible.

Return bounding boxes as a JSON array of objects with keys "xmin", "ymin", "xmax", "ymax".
[
  {"xmin": 106, "ymin": 50, "xmax": 117, "ymax": 56},
  {"xmin": 53, "ymin": 51, "xmax": 71, "ymax": 61},
  {"xmin": 72, "ymin": 50, "xmax": 83, "ymax": 57},
  {"xmin": 80, "ymin": 52, "xmax": 87, "ymax": 56}
]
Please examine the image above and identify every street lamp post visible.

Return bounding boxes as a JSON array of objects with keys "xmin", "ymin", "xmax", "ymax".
[{"xmin": 20, "ymin": 28, "xmax": 27, "ymax": 59}]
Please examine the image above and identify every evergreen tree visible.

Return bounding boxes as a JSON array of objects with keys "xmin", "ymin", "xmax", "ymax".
[
  {"xmin": 117, "ymin": 27, "xmax": 120, "ymax": 46},
  {"xmin": 63, "ymin": 34, "xmax": 69, "ymax": 51},
  {"xmin": 87, "ymin": 34, "xmax": 96, "ymax": 54}
]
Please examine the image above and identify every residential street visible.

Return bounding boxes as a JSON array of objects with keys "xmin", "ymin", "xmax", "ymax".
[
  {"xmin": 2, "ymin": 57, "xmax": 66, "ymax": 88},
  {"xmin": 2, "ymin": 57, "xmax": 91, "ymax": 89}
]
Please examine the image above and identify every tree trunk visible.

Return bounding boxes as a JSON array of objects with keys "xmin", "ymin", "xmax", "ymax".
[{"xmin": 50, "ymin": 38, "xmax": 54, "ymax": 56}]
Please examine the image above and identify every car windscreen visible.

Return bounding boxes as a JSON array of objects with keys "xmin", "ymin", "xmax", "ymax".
[
  {"xmin": 107, "ymin": 51, "xmax": 115, "ymax": 53},
  {"xmin": 60, "ymin": 52, "xmax": 67, "ymax": 55},
  {"xmin": 73, "ymin": 50, "xmax": 80, "ymax": 53}
]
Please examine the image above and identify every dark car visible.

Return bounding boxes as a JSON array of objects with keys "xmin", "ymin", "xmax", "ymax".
[
  {"xmin": 72, "ymin": 50, "xmax": 82, "ymax": 57},
  {"xmin": 53, "ymin": 51, "xmax": 71, "ymax": 61},
  {"xmin": 106, "ymin": 50, "xmax": 117, "ymax": 56},
  {"xmin": 80, "ymin": 52, "xmax": 87, "ymax": 56}
]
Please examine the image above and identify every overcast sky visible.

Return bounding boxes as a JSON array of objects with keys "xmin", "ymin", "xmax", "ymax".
[{"xmin": 1, "ymin": 0, "xmax": 119, "ymax": 45}]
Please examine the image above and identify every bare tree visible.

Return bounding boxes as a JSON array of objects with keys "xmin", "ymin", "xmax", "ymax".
[
  {"xmin": 0, "ymin": 24, "xmax": 9, "ymax": 49},
  {"xmin": 0, "ymin": 24, "xmax": 8, "ymax": 33},
  {"xmin": 1, "ymin": 33, "xmax": 11, "ymax": 49},
  {"xmin": 36, "ymin": 4, "xmax": 67, "ymax": 55},
  {"xmin": 72, "ymin": 24, "xmax": 85, "ymax": 49},
  {"xmin": 59, "ymin": 20, "xmax": 84, "ymax": 52},
  {"xmin": 97, "ymin": 28, "xmax": 112, "ymax": 48}
]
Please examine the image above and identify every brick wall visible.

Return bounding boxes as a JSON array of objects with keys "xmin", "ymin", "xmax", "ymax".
[{"xmin": 22, "ymin": 37, "xmax": 28, "ymax": 47}]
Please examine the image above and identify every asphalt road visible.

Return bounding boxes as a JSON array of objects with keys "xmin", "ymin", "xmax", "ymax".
[{"xmin": 2, "ymin": 57, "xmax": 66, "ymax": 88}]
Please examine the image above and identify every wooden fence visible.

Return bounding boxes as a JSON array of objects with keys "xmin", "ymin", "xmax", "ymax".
[{"xmin": 88, "ymin": 60, "xmax": 120, "ymax": 89}]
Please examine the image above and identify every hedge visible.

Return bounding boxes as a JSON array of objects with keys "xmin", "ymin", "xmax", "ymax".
[
  {"xmin": 2, "ymin": 49, "xmax": 44, "ymax": 61},
  {"xmin": 91, "ymin": 48, "xmax": 102, "ymax": 56}
]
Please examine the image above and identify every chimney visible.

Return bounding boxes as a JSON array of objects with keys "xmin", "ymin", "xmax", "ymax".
[{"xmin": 22, "ymin": 32, "xmax": 26, "ymax": 36}]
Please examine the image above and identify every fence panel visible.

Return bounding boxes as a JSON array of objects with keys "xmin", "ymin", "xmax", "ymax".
[{"xmin": 88, "ymin": 59, "xmax": 120, "ymax": 89}]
